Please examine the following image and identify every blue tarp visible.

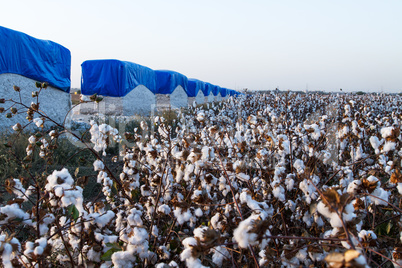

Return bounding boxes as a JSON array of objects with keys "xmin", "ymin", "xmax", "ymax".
[
  {"xmin": 81, "ymin": 59, "xmax": 156, "ymax": 97},
  {"xmin": 155, "ymin": 70, "xmax": 188, "ymax": 94},
  {"xmin": 220, "ymin": 87, "xmax": 228, "ymax": 97},
  {"xmin": 187, "ymin": 79, "xmax": 205, "ymax": 97},
  {"xmin": 202, "ymin": 82, "xmax": 213, "ymax": 96},
  {"xmin": 0, "ymin": 26, "xmax": 71, "ymax": 92},
  {"xmin": 211, "ymin": 85, "xmax": 220, "ymax": 96}
]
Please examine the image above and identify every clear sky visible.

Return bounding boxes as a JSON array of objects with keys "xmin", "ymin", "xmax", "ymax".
[{"xmin": 1, "ymin": 0, "xmax": 401, "ymax": 92}]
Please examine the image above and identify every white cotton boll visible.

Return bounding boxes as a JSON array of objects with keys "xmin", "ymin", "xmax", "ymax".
[
  {"xmin": 169, "ymin": 260, "xmax": 178, "ymax": 267},
  {"xmin": 33, "ymin": 118, "xmax": 43, "ymax": 128},
  {"xmin": 347, "ymin": 180, "xmax": 361, "ymax": 194},
  {"xmin": 87, "ymin": 248, "xmax": 101, "ymax": 262},
  {"xmin": 383, "ymin": 142, "xmax": 396, "ymax": 153},
  {"xmin": 358, "ymin": 230, "xmax": 377, "ymax": 241},
  {"xmin": 233, "ymin": 215, "xmax": 259, "ymax": 248},
  {"xmin": 272, "ymin": 185, "xmax": 286, "ymax": 202},
  {"xmin": 371, "ymin": 187, "xmax": 389, "ymax": 206},
  {"xmin": 111, "ymin": 251, "xmax": 137, "ymax": 268},
  {"xmin": 354, "ymin": 255, "xmax": 368, "ymax": 266},
  {"xmin": 381, "ymin": 126, "xmax": 395, "ymax": 139},
  {"xmin": 285, "ymin": 177, "xmax": 295, "ymax": 191},
  {"xmin": 35, "ymin": 237, "xmax": 47, "ymax": 248},
  {"xmin": 34, "ymin": 246, "xmax": 44, "ymax": 255},
  {"xmin": 95, "ymin": 211, "xmax": 115, "ymax": 228},
  {"xmin": 0, "ymin": 204, "xmax": 32, "ymax": 225},
  {"xmin": 157, "ymin": 204, "xmax": 171, "ymax": 215},
  {"xmin": 239, "ymin": 191, "xmax": 248, "ymax": 204},
  {"xmin": 369, "ymin": 136, "xmax": 382, "ymax": 154},
  {"xmin": 195, "ymin": 208, "xmax": 203, "ymax": 217},
  {"xmin": 93, "ymin": 160, "xmax": 104, "ymax": 171},
  {"xmin": 211, "ymin": 213, "xmax": 222, "ymax": 229},
  {"xmin": 237, "ymin": 173, "xmax": 250, "ymax": 182},
  {"xmin": 212, "ymin": 245, "xmax": 230, "ymax": 266},
  {"xmin": 11, "ymin": 178, "xmax": 25, "ymax": 197},
  {"xmin": 152, "ymin": 225, "xmax": 159, "ymax": 237},
  {"xmin": 284, "ymin": 200, "xmax": 295, "ymax": 212},
  {"xmin": 196, "ymin": 112, "xmax": 205, "ymax": 122},
  {"xmin": 182, "ymin": 237, "xmax": 197, "ymax": 248},
  {"xmin": 296, "ymin": 248, "xmax": 308, "ymax": 262},
  {"xmin": 80, "ymin": 94, "xmax": 91, "ymax": 101},
  {"xmin": 193, "ymin": 226, "xmax": 208, "ymax": 240},
  {"xmin": 54, "ymin": 186, "xmax": 64, "ymax": 197},
  {"xmin": 2, "ymin": 243, "xmax": 13, "ymax": 268},
  {"xmin": 174, "ymin": 207, "xmax": 192, "ymax": 225},
  {"xmin": 12, "ymin": 123, "xmax": 21, "ymax": 131},
  {"xmin": 28, "ymin": 135, "xmax": 36, "ymax": 144},
  {"xmin": 397, "ymin": 183, "xmax": 402, "ymax": 195}
]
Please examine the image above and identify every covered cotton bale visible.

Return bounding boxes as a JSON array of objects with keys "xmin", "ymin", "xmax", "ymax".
[
  {"xmin": 81, "ymin": 59, "xmax": 156, "ymax": 116},
  {"xmin": 155, "ymin": 70, "xmax": 188, "ymax": 110},
  {"xmin": 219, "ymin": 87, "xmax": 228, "ymax": 100},
  {"xmin": 0, "ymin": 26, "xmax": 71, "ymax": 130},
  {"xmin": 212, "ymin": 85, "xmax": 221, "ymax": 102},
  {"xmin": 187, "ymin": 79, "xmax": 205, "ymax": 106},
  {"xmin": 203, "ymin": 83, "xmax": 214, "ymax": 103}
]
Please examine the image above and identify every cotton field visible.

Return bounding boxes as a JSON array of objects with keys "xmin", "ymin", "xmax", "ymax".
[{"xmin": 1, "ymin": 89, "xmax": 402, "ymax": 267}]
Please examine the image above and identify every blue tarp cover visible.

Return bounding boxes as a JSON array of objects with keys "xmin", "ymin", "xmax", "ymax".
[
  {"xmin": 220, "ymin": 87, "xmax": 228, "ymax": 97},
  {"xmin": 187, "ymin": 79, "xmax": 205, "ymax": 97},
  {"xmin": 211, "ymin": 85, "xmax": 220, "ymax": 96},
  {"xmin": 81, "ymin": 59, "xmax": 156, "ymax": 97},
  {"xmin": 0, "ymin": 26, "xmax": 71, "ymax": 92},
  {"xmin": 155, "ymin": 70, "xmax": 188, "ymax": 94},
  {"xmin": 202, "ymin": 82, "xmax": 213, "ymax": 96}
]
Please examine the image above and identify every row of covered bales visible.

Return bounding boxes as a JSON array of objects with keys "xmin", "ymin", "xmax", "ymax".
[
  {"xmin": 80, "ymin": 59, "xmax": 242, "ymax": 116},
  {"xmin": 0, "ymin": 26, "xmax": 242, "ymax": 127}
]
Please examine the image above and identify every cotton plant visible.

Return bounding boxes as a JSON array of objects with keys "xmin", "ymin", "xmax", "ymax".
[{"xmin": 1, "ymin": 84, "xmax": 402, "ymax": 267}]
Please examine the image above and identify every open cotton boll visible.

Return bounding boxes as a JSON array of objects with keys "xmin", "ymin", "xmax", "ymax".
[
  {"xmin": 95, "ymin": 210, "xmax": 115, "ymax": 228},
  {"xmin": 233, "ymin": 214, "xmax": 260, "ymax": 248},
  {"xmin": 293, "ymin": 159, "xmax": 305, "ymax": 174},
  {"xmin": 93, "ymin": 159, "xmax": 105, "ymax": 171},
  {"xmin": 173, "ymin": 207, "xmax": 193, "ymax": 225},
  {"xmin": 0, "ymin": 203, "xmax": 32, "ymax": 225},
  {"xmin": 1, "ymin": 243, "xmax": 13, "ymax": 268},
  {"xmin": 11, "ymin": 178, "xmax": 25, "ymax": 197},
  {"xmin": 33, "ymin": 118, "xmax": 44, "ymax": 128},
  {"xmin": 211, "ymin": 245, "xmax": 230, "ymax": 266},
  {"xmin": 369, "ymin": 136, "xmax": 382, "ymax": 154},
  {"xmin": 381, "ymin": 126, "xmax": 395, "ymax": 139},
  {"xmin": 382, "ymin": 141, "xmax": 396, "ymax": 153},
  {"xmin": 157, "ymin": 204, "xmax": 171, "ymax": 215},
  {"xmin": 370, "ymin": 187, "xmax": 390, "ymax": 206},
  {"xmin": 111, "ymin": 250, "xmax": 137, "ymax": 268},
  {"xmin": 317, "ymin": 201, "xmax": 356, "ymax": 228}
]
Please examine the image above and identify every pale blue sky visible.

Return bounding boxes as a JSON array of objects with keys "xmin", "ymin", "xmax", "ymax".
[{"xmin": 1, "ymin": 0, "xmax": 401, "ymax": 92}]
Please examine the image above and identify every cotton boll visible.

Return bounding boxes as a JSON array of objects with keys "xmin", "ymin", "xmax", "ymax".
[
  {"xmin": 272, "ymin": 185, "xmax": 286, "ymax": 202},
  {"xmin": 111, "ymin": 251, "xmax": 137, "ymax": 268},
  {"xmin": 383, "ymin": 142, "xmax": 396, "ymax": 153},
  {"xmin": 195, "ymin": 208, "xmax": 203, "ymax": 217},
  {"xmin": 370, "ymin": 187, "xmax": 390, "ymax": 206},
  {"xmin": 34, "ymin": 246, "xmax": 44, "ymax": 255},
  {"xmin": 211, "ymin": 246, "xmax": 230, "ymax": 266},
  {"xmin": 381, "ymin": 126, "xmax": 395, "ymax": 139},
  {"xmin": 157, "ymin": 204, "xmax": 171, "ymax": 215},
  {"xmin": 93, "ymin": 159, "xmax": 105, "ymax": 171},
  {"xmin": 152, "ymin": 225, "xmax": 159, "ymax": 237},
  {"xmin": 369, "ymin": 136, "xmax": 382, "ymax": 154},
  {"xmin": 397, "ymin": 183, "xmax": 402, "ymax": 195},
  {"xmin": 233, "ymin": 214, "xmax": 260, "ymax": 248},
  {"xmin": 95, "ymin": 210, "xmax": 115, "ymax": 228}
]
